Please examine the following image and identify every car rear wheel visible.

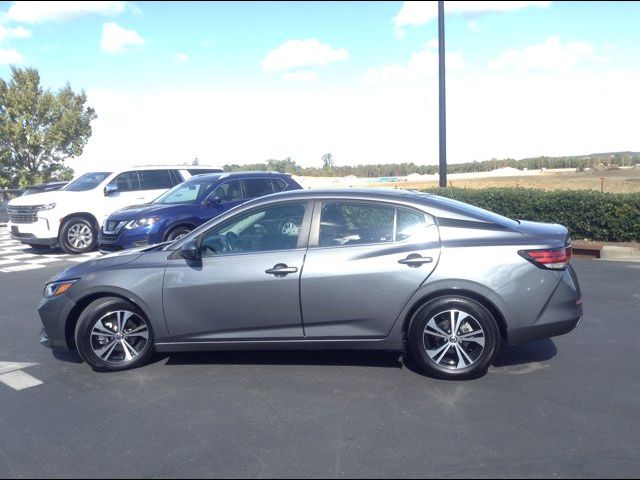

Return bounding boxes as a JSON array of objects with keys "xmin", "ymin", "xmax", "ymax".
[
  {"xmin": 59, "ymin": 217, "xmax": 97, "ymax": 254},
  {"xmin": 75, "ymin": 297, "xmax": 155, "ymax": 372},
  {"xmin": 166, "ymin": 225, "xmax": 193, "ymax": 242},
  {"xmin": 407, "ymin": 296, "xmax": 500, "ymax": 379}
]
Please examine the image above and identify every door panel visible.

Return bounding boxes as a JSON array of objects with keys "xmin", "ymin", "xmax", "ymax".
[
  {"xmin": 163, "ymin": 251, "xmax": 306, "ymax": 340},
  {"xmin": 163, "ymin": 200, "xmax": 311, "ymax": 341},
  {"xmin": 301, "ymin": 203, "xmax": 441, "ymax": 338}
]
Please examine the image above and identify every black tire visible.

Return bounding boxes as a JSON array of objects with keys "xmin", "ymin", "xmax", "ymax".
[
  {"xmin": 59, "ymin": 217, "xmax": 97, "ymax": 254},
  {"xmin": 75, "ymin": 297, "xmax": 155, "ymax": 372},
  {"xmin": 165, "ymin": 225, "xmax": 193, "ymax": 242},
  {"xmin": 407, "ymin": 296, "xmax": 500, "ymax": 380}
]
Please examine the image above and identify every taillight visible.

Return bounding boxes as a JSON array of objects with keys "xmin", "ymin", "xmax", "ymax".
[{"xmin": 519, "ymin": 246, "xmax": 572, "ymax": 270}]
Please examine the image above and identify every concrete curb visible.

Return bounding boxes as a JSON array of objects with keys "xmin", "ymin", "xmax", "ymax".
[{"xmin": 598, "ymin": 245, "xmax": 640, "ymax": 263}]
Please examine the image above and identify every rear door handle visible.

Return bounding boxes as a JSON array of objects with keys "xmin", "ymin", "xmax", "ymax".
[
  {"xmin": 398, "ymin": 254, "xmax": 433, "ymax": 267},
  {"xmin": 265, "ymin": 264, "xmax": 299, "ymax": 277}
]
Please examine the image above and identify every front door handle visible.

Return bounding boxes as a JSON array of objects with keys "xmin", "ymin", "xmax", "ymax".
[
  {"xmin": 265, "ymin": 264, "xmax": 299, "ymax": 277},
  {"xmin": 398, "ymin": 254, "xmax": 433, "ymax": 268}
]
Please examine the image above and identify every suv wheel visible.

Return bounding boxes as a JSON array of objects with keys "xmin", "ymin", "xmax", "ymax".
[
  {"xmin": 407, "ymin": 296, "xmax": 500, "ymax": 380},
  {"xmin": 59, "ymin": 217, "xmax": 97, "ymax": 254},
  {"xmin": 166, "ymin": 225, "xmax": 192, "ymax": 242},
  {"xmin": 75, "ymin": 297, "xmax": 155, "ymax": 371}
]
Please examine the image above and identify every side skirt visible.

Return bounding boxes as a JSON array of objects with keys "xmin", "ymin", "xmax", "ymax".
[{"xmin": 154, "ymin": 338, "xmax": 402, "ymax": 353}]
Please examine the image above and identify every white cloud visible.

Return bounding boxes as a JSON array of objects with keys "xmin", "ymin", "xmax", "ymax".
[
  {"xmin": 100, "ymin": 22, "xmax": 145, "ymax": 54},
  {"xmin": 67, "ymin": 67, "xmax": 640, "ymax": 176},
  {"xmin": 364, "ymin": 41, "xmax": 464, "ymax": 86},
  {"xmin": 0, "ymin": 47, "xmax": 25, "ymax": 64},
  {"xmin": 7, "ymin": 1, "xmax": 127, "ymax": 24},
  {"xmin": 490, "ymin": 36, "xmax": 604, "ymax": 72},
  {"xmin": 468, "ymin": 21, "xmax": 481, "ymax": 32},
  {"xmin": 0, "ymin": 25, "xmax": 31, "ymax": 42},
  {"xmin": 176, "ymin": 52, "xmax": 188, "ymax": 64},
  {"xmin": 262, "ymin": 39, "xmax": 348, "ymax": 73},
  {"xmin": 394, "ymin": 1, "xmax": 551, "ymax": 36},
  {"xmin": 282, "ymin": 71, "xmax": 317, "ymax": 82}
]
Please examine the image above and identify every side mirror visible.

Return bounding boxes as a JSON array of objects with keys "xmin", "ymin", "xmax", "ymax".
[
  {"xmin": 203, "ymin": 196, "xmax": 222, "ymax": 207},
  {"xmin": 181, "ymin": 238, "xmax": 200, "ymax": 261},
  {"xmin": 104, "ymin": 184, "xmax": 118, "ymax": 196}
]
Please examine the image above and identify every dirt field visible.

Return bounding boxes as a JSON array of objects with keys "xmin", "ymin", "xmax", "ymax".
[{"xmin": 372, "ymin": 168, "xmax": 640, "ymax": 193}]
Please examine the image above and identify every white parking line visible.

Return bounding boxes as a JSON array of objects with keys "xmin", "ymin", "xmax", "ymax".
[
  {"xmin": 0, "ymin": 362, "xmax": 43, "ymax": 391},
  {"xmin": 0, "ymin": 370, "xmax": 43, "ymax": 390},
  {"xmin": 0, "ymin": 264, "xmax": 45, "ymax": 272}
]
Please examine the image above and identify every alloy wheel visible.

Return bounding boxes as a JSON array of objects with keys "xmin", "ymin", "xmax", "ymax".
[
  {"xmin": 67, "ymin": 223, "xmax": 93, "ymax": 250},
  {"xmin": 423, "ymin": 309, "xmax": 486, "ymax": 370},
  {"xmin": 90, "ymin": 310, "xmax": 150, "ymax": 364}
]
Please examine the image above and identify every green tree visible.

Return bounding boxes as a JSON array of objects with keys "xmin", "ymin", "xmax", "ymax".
[
  {"xmin": 0, "ymin": 66, "xmax": 97, "ymax": 187},
  {"xmin": 322, "ymin": 152, "xmax": 334, "ymax": 170}
]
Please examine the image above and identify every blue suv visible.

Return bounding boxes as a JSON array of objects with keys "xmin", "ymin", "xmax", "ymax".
[{"xmin": 98, "ymin": 171, "xmax": 302, "ymax": 252}]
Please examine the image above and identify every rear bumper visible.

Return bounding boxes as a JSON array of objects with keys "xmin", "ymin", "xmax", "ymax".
[
  {"xmin": 506, "ymin": 264, "xmax": 583, "ymax": 346},
  {"xmin": 507, "ymin": 312, "xmax": 582, "ymax": 345}
]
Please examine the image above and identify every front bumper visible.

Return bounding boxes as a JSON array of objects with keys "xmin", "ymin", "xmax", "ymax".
[
  {"xmin": 8, "ymin": 218, "xmax": 58, "ymax": 246},
  {"xmin": 98, "ymin": 227, "xmax": 158, "ymax": 253},
  {"xmin": 38, "ymin": 294, "xmax": 77, "ymax": 351}
]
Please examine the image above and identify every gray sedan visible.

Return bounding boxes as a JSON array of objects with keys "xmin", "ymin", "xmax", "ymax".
[{"xmin": 38, "ymin": 188, "xmax": 582, "ymax": 379}]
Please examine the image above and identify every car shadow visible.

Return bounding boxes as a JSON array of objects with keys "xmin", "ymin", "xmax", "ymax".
[
  {"xmin": 492, "ymin": 338, "xmax": 557, "ymax": 367},
  {"xmin": 159, "ymin": 349, "xmax": 404, "ymax": 369}
]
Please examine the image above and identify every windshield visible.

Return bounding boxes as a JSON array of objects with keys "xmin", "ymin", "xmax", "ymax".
[
  {"xmin": 154, "ymin": 181, "xmax": 215, "ymax": 204},
  {"xmin": 63, "ymin": 172, "xmax": 112, "ymax": 192}
]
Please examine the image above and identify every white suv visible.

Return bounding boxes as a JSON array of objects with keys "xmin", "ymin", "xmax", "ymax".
[{"xmin": 7, "ymin": 166, "xmax": 222, "ymax": 254}]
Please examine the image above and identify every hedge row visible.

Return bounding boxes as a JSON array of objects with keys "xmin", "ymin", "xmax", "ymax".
[{"xmin": 421, "ymin": 187, "xmax": 640, "ymax": 242}]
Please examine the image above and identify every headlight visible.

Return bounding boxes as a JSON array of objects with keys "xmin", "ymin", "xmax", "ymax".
[
  {"xmin": 34, "ymin": 203, "xmax": 56, "ymax": 211},
  {"xmin": 124, "ymin": 217, "xmax": 160, "ymax": 230},
  {"xmin": 44, "ymin": 279, "xmax": 78, "ymax": 298}
]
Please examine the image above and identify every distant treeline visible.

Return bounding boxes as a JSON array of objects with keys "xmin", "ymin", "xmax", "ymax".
[{"xmin": 223, "ymin": 152, "xmax": 640, "ymax": 178}]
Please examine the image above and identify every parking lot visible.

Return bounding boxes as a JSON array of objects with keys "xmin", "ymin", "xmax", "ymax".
[{"xmin": 0, "ymin": 250, "xmax": 638, "ymax": 478}]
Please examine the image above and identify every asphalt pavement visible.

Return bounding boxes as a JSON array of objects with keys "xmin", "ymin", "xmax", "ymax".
[{"xmin": 0, "ymin": 258, "xmax": 638, "ymax": 478}]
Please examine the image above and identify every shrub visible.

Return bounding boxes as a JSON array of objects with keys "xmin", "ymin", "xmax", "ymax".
[{"xmin": 421, "ymin": 187, "xmax": 640, "ymax": 242}]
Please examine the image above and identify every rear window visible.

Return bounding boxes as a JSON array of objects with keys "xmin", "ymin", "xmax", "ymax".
[{"xmin": 430, "ymin": 195, "xmax": 519, "ymax": 228}]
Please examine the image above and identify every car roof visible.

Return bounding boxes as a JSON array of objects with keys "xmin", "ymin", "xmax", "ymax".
[{"xmin": 237, "ymin": 187, "xmax": 518, "ymax": 226}]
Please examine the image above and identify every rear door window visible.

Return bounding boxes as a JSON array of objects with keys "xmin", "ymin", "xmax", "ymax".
[
  {"xmin": 319, "ymin": 202, "xmax": 395, "ymax": 247},
  {"xmin": 243, "ymin": 178, "xmax": 274, "ymax": 198},
  {"xmin": 138, "ymin": 170, "xmax": 174, "ymax": 190},
  {"xmin": 270, "ymin": 178, "xmax": 287, "ymax": 192}
]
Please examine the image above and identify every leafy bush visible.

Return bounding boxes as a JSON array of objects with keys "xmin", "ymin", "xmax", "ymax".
[{"xmin": 421, "ymin": 187, "xmax": 640, "ymax": 242}]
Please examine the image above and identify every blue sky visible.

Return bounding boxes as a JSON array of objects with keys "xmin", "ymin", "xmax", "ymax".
[{"xmin": 1, "ymin": 1, "xmax": 639, "ymax": 170}]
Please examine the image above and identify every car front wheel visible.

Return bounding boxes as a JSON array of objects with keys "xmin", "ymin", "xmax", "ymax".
[
  {"xmin": 75, "ymin": 297, "xmax": 155, "ymax": 371},
  {"xmin": 407, "ymin": 296, "xmax": 500, "ymax": 379},
  {"xmin": 59, "ymin": 217, "xmax": 97, "ymax": 254}
]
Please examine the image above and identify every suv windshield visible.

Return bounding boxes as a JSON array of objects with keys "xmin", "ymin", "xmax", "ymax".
[
  {"xmin": 64, "ymin": 172, "xmax": 112, "ymax": 192},
  {"xmin": 154, "ymin": 180, "xmax": 215, "ymax": 204}
]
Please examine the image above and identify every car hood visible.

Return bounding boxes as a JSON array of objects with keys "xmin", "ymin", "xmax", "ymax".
[
  {"xmin": 108, "ymin": 203, "xmax": 195, "ymax": 220},
  {"xmin": 49, "ymin": 246, "xmax": 154, "ymax": 281}
]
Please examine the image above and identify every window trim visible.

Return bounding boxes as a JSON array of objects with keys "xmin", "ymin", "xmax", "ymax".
[
  {"xmin": 308, "ymin": 200, "xmax": 433, "ymax": 249},
  {"xmin": 192, "ymin": 199, "xmax": 315, "ymax": 258}
]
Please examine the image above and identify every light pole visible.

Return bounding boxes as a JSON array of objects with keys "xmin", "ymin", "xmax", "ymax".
[{"xmin": 438, "ymin": 0, "xmax": 447, "ymax": 187}]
